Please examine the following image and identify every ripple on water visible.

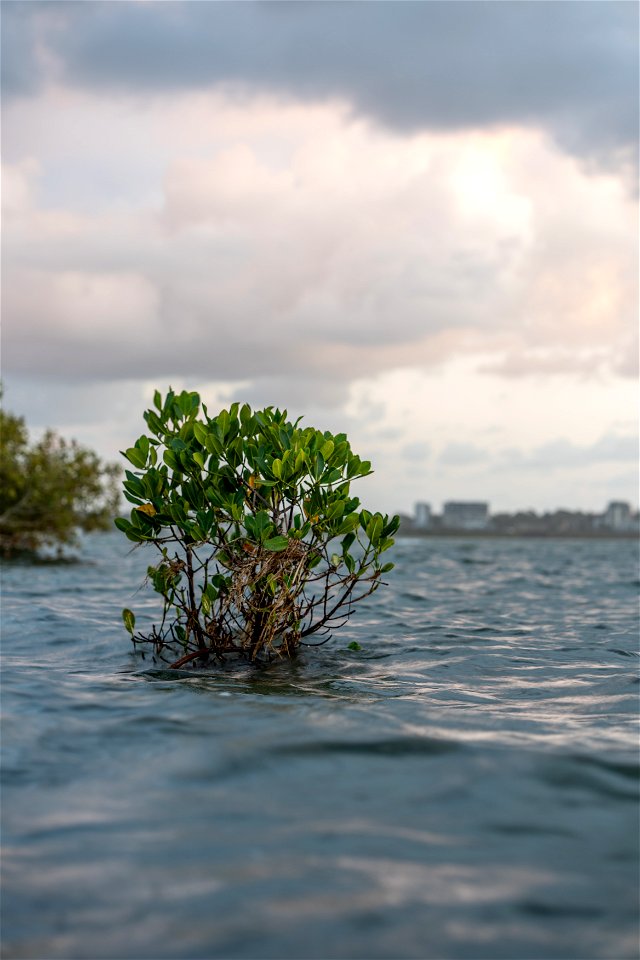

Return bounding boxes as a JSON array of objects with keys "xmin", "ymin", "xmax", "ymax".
[{"xmin": 1, "ymin": 532, "xmax": 638, "ymax": 959}]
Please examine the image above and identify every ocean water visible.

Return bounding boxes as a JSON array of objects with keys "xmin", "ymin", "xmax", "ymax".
[{"xmin": 2, "ymin": 533, "xmax": 638, "ymax": 960}]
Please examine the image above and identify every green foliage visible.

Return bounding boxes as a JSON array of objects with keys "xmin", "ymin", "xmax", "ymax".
[
  {"xmin": 116, "ymin": 389, "xmax": 399, "ymax": 666},
  {"xmin": 0, "ymin": 400, "xmax": 120, "ymax": 558}
]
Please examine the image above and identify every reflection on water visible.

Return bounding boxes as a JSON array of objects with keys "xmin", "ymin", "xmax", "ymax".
[{"xmin": 2, "ymin": 533, "xmax": 638, "ymax": 959}]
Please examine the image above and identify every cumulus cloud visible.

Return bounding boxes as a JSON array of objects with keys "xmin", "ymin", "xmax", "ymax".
[
  {"xmin": 527, "ymin": 433, "xmax": 639, "ymax": 470},
  {"xmin": 2, "ymin": 3, "xmax": 637, "ymax": 513},
  {"xmin": 2, "ymin": 106, "xmax": 636, "ymax": 388},
  {"xmin": 439, "ymin": 443, "xmax": 487, "ymax": 467},
  {"xmin": 401, "ymin": 442, "xmax": 431, "ymax": 463},
  {"xmin": 2, "ymin": 1, "xmax": 637, "ymax": 179}
]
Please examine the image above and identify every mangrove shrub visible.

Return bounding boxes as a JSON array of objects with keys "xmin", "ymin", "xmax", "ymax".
[
  {"xmin": 0, "ymin": 400, "xmax": 120, "ymax": 558},
  {"xmin": 116, "ymin": 389, "xmax": 399, "ymax": 667}
]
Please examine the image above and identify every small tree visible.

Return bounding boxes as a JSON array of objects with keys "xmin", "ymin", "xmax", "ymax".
[
  {"xmin": 116, "ymin": 389, "xmax": 399, "ymax": 667},
  {"xmin": 0, "ymin": 401, "xmax": 120, "ymax": 558}
]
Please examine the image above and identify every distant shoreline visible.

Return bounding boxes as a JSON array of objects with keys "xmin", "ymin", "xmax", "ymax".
[{"xmin": 398, "ymin": 528, "xmax": 639, "ymax": 540}]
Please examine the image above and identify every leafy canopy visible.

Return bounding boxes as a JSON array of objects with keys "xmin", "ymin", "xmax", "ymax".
[
  {"xmin": 116, "ymin": 389, "xmax": 399, "ymax": 666},
  {"xmin": 0, "ymin": 400, "xmax": 120, "ymax": 558}
]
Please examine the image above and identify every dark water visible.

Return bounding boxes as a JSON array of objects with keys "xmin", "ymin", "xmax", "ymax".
[{"xmin": 2, "ymin": 534, "xmax": 638, "ymax": 960}]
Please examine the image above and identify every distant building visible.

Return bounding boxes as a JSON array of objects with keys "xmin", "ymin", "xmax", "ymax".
[
  {"xmin": 414, "ymin": 502, "xmax": 432, "ymax": 529},
  {"xmin": 442, "ymin": 501, "xmax": 489, "ymax": 530},
  {"xmin": 601, "ymin": 501, "xmax": 635, "ymax": 532}
]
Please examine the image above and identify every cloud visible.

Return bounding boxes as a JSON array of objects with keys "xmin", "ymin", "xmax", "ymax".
[
  {"xmin": 439, "ymin": 443, "xmax": 487, "ymax": 467},
  {"xmin": 527, "ymin": 433, "xmax": 639, "ymax": 470},
  {"xmin": 2, "ymin": 1, "xmax": 637, "ymax": 179},
  {"xmin": 0, "ymin": 2, "xmax": 45, "ymax": 97},
  {"xmin": 2, "ymin": 5, "xmax": 637, "ymax": 516},
  {"xmin": 2, "ymin": 107, "xmax": 636, "ymax": 390},
  {"xmin": 401, "ymin": 442, "xmax": 431, "ymax": 463}
]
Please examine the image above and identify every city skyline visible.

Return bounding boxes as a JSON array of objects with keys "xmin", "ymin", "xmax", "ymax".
[{"xmin": 406, "ymin": 498, "xmax": 639, "ymax": 535}]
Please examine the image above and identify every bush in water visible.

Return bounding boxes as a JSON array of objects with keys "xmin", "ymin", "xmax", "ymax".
[{"xmin": 116, "ymin": 389, "xmax": 399, "ymax": 668}]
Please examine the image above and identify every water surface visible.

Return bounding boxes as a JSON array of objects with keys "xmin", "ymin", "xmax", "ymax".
[{"xmin": 2, "ymin": 534, "xmax": 638, "ymax": 959}]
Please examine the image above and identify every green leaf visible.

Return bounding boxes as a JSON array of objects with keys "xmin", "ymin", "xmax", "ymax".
[
  {"xmin": 252, "ymin": 511, "xmax": 273, "ymax": 542},
  {"xmin": 383, "ymin": 515, "xmax": 401, "ymax": 537},
  {"xmin": 327, "ymin": 500, "xmax": 345, "ymax": 521},
  {"xmin": 122, "ymin": 608, "xmax": 136, "ymax": 635},
  {"xmin": 124, "ymin": 530, "xmax": 145, "ymax": 542},
  {"xmin": 321, "ymin": 467, "xmax": 342, "ymax": 486},
  {"xmin": 177, "ymin": 391, "xmax": 194, "ymax": 417},
  {"xmin": 380, "ymin": 562, "xmax": 395, "ymax": 573},
  {"xmin": 205, "ymin": 434, "xmax": 222, "ymax": 456},
  {"xmin": 264, "ymin": 535, "xmax": 289, "ymax": 552},
  {"xmin": 336, "ymin": 514, "xmax": 359, "ymax": 535},
  {"xmin": 123, "ymin": 446, "xmax": 147, "ymax": 469},
  {"xmin": 333, "ymin": 441, "xmax": 349, "ymax": 465},
  {"xmin": 348, "ymin": 641, "xmax": 362, "ymax": 651},
  {"xmin": 341, "ymin": 531, "xmax": 356, "ymax": 552},
  {"xmin": 321, "ymin": 439, "xmax": 334, "ymax": 460},
  {"xmin": 366, "ymin": 514, "xmax": 383, "ymax": 544},
  {"xmin": 347, "ymin": 455, "xmax": 361, "ymax": 479},
  {"xmin": 135, "ymin": 435, "xmax": 150, "ymax": 459},
  {"xmin": 218, "ymin": 409, "xmax": 230, "ymax": 439},
  {"xmin": 193, "ymin": 421, "xmax": 208, "ymax": 446},
  {"xmin": 143, "ymin": 409, "xmax": 164, "ymax": 436},
  {"xmin": 163, "ymin": 448, "xmax": 178, "ymax": 470},
  {"xmin": 204, "ymin": 582, "xmax": 219, "ymax": 602},
  {"xmin": 271, "ymin": 458, "xmax": 282, "ymax": 479}
]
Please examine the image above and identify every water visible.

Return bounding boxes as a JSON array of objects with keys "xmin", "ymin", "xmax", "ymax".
[{"xmin": 2, "ymin": 533, "xmax": 638, "ymax": 960}]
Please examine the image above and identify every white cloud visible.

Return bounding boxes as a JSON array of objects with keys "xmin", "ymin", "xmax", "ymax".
[
  {"xmin": 401, "ymin": 442, "xmax": 431, "ymax": 463},
  {"xmin": 527, "ymin": 434, "xmax": 639, "ymax": 470},
  {"xmin": 2, "ymin": 87, "xmax": 637, "ymax": 513},
  {"xmin": 439, "ymin": 443, "xmax": 487, "ymax": 467},
  {"xmin": 2, "ymin": 95, "xmax": 636, "ymax": 387}
]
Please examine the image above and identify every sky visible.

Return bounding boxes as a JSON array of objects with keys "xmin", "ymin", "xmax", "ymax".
[{"xmin": 2, "ymin": 0, "xmax": 638, "ymax": 516}]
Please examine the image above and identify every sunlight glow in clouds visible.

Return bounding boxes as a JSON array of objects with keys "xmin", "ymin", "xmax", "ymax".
[{"xmin": 2, "ymin": 2, "xmax": 637, "ymax": 514}]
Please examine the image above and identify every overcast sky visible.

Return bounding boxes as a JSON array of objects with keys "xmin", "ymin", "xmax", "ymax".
[{"xmin": 2, "ymin": 0, "xmax": 638, "ymax": 515}]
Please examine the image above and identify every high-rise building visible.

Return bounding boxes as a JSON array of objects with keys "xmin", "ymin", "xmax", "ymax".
[
  {"xmin": 602, "ymin": 501, "xmax": 633, "ymax": 531},
  {"xmin": 442, "ymin": 501, "xmax": 489, "ymax": 530},
  {"xmin": 414, "ymin": 502, "xmax": 432, "ymax": 529}
]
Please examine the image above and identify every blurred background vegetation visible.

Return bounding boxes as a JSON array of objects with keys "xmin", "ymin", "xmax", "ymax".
[{"xmin": 0, "ymin": 395, "xmax": 119, "ymax": 559}]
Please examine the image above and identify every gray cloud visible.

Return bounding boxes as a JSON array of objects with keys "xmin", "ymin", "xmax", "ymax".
[
  {"xmin": 496, "ymin": 433, "xmax": 639, "ymax": 472},
  {"xmin": 3, "ymin": 105, "xmax": 634, "ymax": 389},
  {"xmin": 0, "ymin": 2, "xmax": 44, "ymax": 96},
  {"xmin": 401, "ymin": 441, "xmax": 431, "ymax": 463},
  {"xmin": 439, "ymin": 442, "xmax": 487, "ymax": 467},
  {"xmin": 227, "ymin": 375, "xmax": 352, "ymax": 413},
  {"xmin": 2, "ymin": 1, "xmax": 637, "ymax": 176},
  {"xmin": 529, "ymin": 433, "xmax": 639, "ymax": 469}
]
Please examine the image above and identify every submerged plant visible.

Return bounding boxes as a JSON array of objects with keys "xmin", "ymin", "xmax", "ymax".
[{"xmin": 116, "ymin": 389, "xmax": 399, "ymax": 668}]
